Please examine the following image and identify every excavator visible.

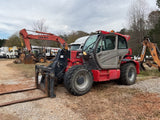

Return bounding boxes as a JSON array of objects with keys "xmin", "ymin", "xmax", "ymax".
[
  {"xmin": 139, "ymin": 37, "xmax": 160, "ymax": 71},
  {"xmin": 15, "ymin": 29, "xmax": 68, "ymax": 64},
  {"xmin": 0, "ymin": 30, "xmax": 140, "ymax": 107}
]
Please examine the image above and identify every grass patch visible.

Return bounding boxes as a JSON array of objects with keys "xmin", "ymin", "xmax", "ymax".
[
  {"xmin": 8, "ymin": 61, "xmax": 51, "ymax": 78},
  {"xmin": 8, "ymin": 63, "xmax": 35, "ymax": 78},
  {"xmin": 138, "ymin": 69, "xmax": 160, "ymax": 77}
]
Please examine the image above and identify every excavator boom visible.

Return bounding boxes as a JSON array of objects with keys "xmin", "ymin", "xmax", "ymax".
[
  {"xmin": 17, "ymin": 29, "xmax": 68, "ymax": 64},
  {"xmin": 19, "ymin": 29, "xmax": 68, "ymax": 50}
]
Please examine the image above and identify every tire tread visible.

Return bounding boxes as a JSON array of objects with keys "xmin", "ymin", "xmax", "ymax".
[{"xmin": 64, "ymin": 65, "xmax": 92, "ymax": 96}]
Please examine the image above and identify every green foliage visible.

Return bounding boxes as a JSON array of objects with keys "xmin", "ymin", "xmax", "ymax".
[
  {"xmin": 150, "ymin": 19, "xmax": 160, "ymax": 33},
  {"xmin": 118, "ymin": 28, "xmax": 126, "ymax": 34},
  {"xmin": 138, "ymin": 69, "xmax": 160, "ymax": 77},
  {"xmin": 65, "ymin": 31, "xmax": 89, "ymax": 44},
  {"xmin": 5, "ymin": 34, "xmax": 21, "ymax": 47},
  {"xmin": 118, "ymin": 29, "xmax": 142, "ymax": 55},
  {"xmin": 0, "ymin": 39, "xmax": 6, "ymax": 47},
  {"xmin": 148, "ymin": 18, "xmax": 160, "ymax": 48},
  {"xmin": 157, "ymin": 0, "xmax": 160, "ymax": 8}
]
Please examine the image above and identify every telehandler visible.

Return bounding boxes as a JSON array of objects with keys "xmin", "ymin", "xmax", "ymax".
[
  {"xmin": 0, "ymin": 30, "xmax": 139, "ymax": 107},
  {"xmin": 36, "ymin": 30, "xmax": 140, "ymax": 96}
]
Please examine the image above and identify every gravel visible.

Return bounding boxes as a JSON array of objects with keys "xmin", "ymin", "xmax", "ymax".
[
  {"xmin": 119, "ymin": 78, "xmax": 160, "ymax": 95},
  {"xmin": 0, "ymin": 60, "xmax": 85, "ymax": 120},
  {"xmin": 0, "ymin": 60, "xmax": 160, "ymax": 120},
  {"xmin": 0, "ymin": 94, "xmax": 85, "ymax": 120}
]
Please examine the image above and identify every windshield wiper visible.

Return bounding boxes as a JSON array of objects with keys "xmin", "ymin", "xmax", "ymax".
[{"xmin": 83, "ymin": 41, "xmax": 97, "ymax": 52}]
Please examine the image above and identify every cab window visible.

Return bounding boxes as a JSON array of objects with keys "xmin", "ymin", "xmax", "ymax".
[
  {"xmin": 118, "ymin": 36, "xmax": 128, "ymax": 49},
  {"xmin": 96, "ymin": 36, "xmax": 115, "ymax": 53}
]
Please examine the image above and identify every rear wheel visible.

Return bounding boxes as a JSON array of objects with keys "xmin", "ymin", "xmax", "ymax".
[
  {"xmin": 120, "ymin": 63, "xmax": 136, "ymax": 85},
  {"xmin": 64, "ymin": 65, "xmax": 93, "ymax": 96}
]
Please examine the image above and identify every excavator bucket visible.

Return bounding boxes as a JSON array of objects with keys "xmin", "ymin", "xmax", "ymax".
[
  {"xmin": 14, "ymin": 53, "xmax": 25, "ymax": 64},
  {"xmin": 14, "ymin": 53, "xmax": 35, "ymax": 64},
  {"xmin": 24, "ymin": 54, "xmax": 36, "ymax": 64}
]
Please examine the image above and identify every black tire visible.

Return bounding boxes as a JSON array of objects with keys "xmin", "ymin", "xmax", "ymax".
[
  {"xmin": 64, "ymin": 65, "xmax": 93, "ymax": 96},
  {"xmin": 120, "ymin": 63, "xmax": 137, "ymax": 85}
]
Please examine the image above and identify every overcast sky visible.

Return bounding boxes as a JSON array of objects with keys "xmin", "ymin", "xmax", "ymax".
[{"xmin": 0, "ymin": 0, "xmax": 158, "ymax": 39}]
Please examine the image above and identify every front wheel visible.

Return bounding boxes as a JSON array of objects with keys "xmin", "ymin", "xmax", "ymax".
[
  {"xmin": 120, "ymin": 63, "xmax": 137, "ymax": 85},
  {"xmin": 64, "ymin": 65, "xmax": 93, "ymax": 96}
]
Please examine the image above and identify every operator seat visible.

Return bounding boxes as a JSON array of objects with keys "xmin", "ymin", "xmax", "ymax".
[{"xmin": 107, "ymin": 43, "xmax": 114, "ymax": 50}]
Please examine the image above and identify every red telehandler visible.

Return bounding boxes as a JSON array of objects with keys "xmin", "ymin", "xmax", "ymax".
[
  {"xmin": 0, "ymin": 30, "xmax": 140, "ymax": 107},
  {"xmin": 36, "ymin": 30, "xmax": 140, "ymax": 97}
]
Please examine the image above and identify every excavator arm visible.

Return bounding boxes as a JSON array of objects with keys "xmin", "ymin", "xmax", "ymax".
[
  {"xmin": 15, "ymin": 29, "xmax": 68, "ymax": 64},
  {"xmin": 140, "ymin": 37, "xmax": 160, "ymax": 71},
  {"xmin": 19, "ymin": 29, "xmax": 68, "ymax": 51}
]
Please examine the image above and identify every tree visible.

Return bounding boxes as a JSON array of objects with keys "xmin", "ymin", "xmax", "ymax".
[
  {"xmin": 118, "ymin": 28, "xmax": 127, "ymax": 34},
  {"xmin": 148, "ymin": 11, "xmax": 160, "ymax": 29},
  {"xmin": 148, "ymin": 19, "xmax": 160, "ymax": 48},
  {"xmin": 5, "ymin": 34, "xmax": 21, "ymax": 47},
  {"xmin": 67, "ymin": 31, "xmax": 89, "ymax": 44},
  {"xmin": 148, "ymin": 0, "xmax": 160, "ymax": 48},
  {"xmin": 31, "ymin": 19, "xmax": 50, "ymax": 47},
  {"xmin": 0, "ymin": 39, "xmax": 6, "ymax": 47},
  {"xmin": 32, "ymin": 19, "xmax": 48, "ymax": 32},
  {"xmin": 157, "ymin": 0, "xmax": 160, "ymax": 8},
  {"xmin": 128, "ymin": 0, "xmax": 148, "ymax": 55}
]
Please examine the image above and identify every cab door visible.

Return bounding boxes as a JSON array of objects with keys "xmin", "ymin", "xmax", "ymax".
[
  {"xmin": 117, "ymin": 35, "xmax": 129, "ymax": 65},
  {"xmin": 95, "ymin": 35, "xmax": 118, "ymax": 69}
]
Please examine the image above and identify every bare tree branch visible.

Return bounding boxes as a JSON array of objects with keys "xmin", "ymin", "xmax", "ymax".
[{"xmin": 32, "ymin": 19, "xmax": 49, "ymax": 47}]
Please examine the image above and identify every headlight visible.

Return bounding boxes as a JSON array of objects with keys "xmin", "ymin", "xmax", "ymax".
[{"xmin": 83, "ymin": 51, "xmax": 87, "ymax": 55}]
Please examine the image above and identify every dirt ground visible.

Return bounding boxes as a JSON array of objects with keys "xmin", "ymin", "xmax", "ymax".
[{"xmin": 0, "ymin": 59, "xmax": 160, "ymax": 120}]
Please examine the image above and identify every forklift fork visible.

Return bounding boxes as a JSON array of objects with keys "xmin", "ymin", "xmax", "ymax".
[{"xmin": 0, "ymin": 65, "xmax": 56, "ymax": 107}]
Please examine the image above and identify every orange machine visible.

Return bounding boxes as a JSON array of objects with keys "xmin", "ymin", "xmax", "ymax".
[
  {"xmin": 17, "ymin": 29, "xmax": 68, "ymax": 64},
  {"xmin": 140, "ymin": 37, "xmax": 160, "ymax": 71}
]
